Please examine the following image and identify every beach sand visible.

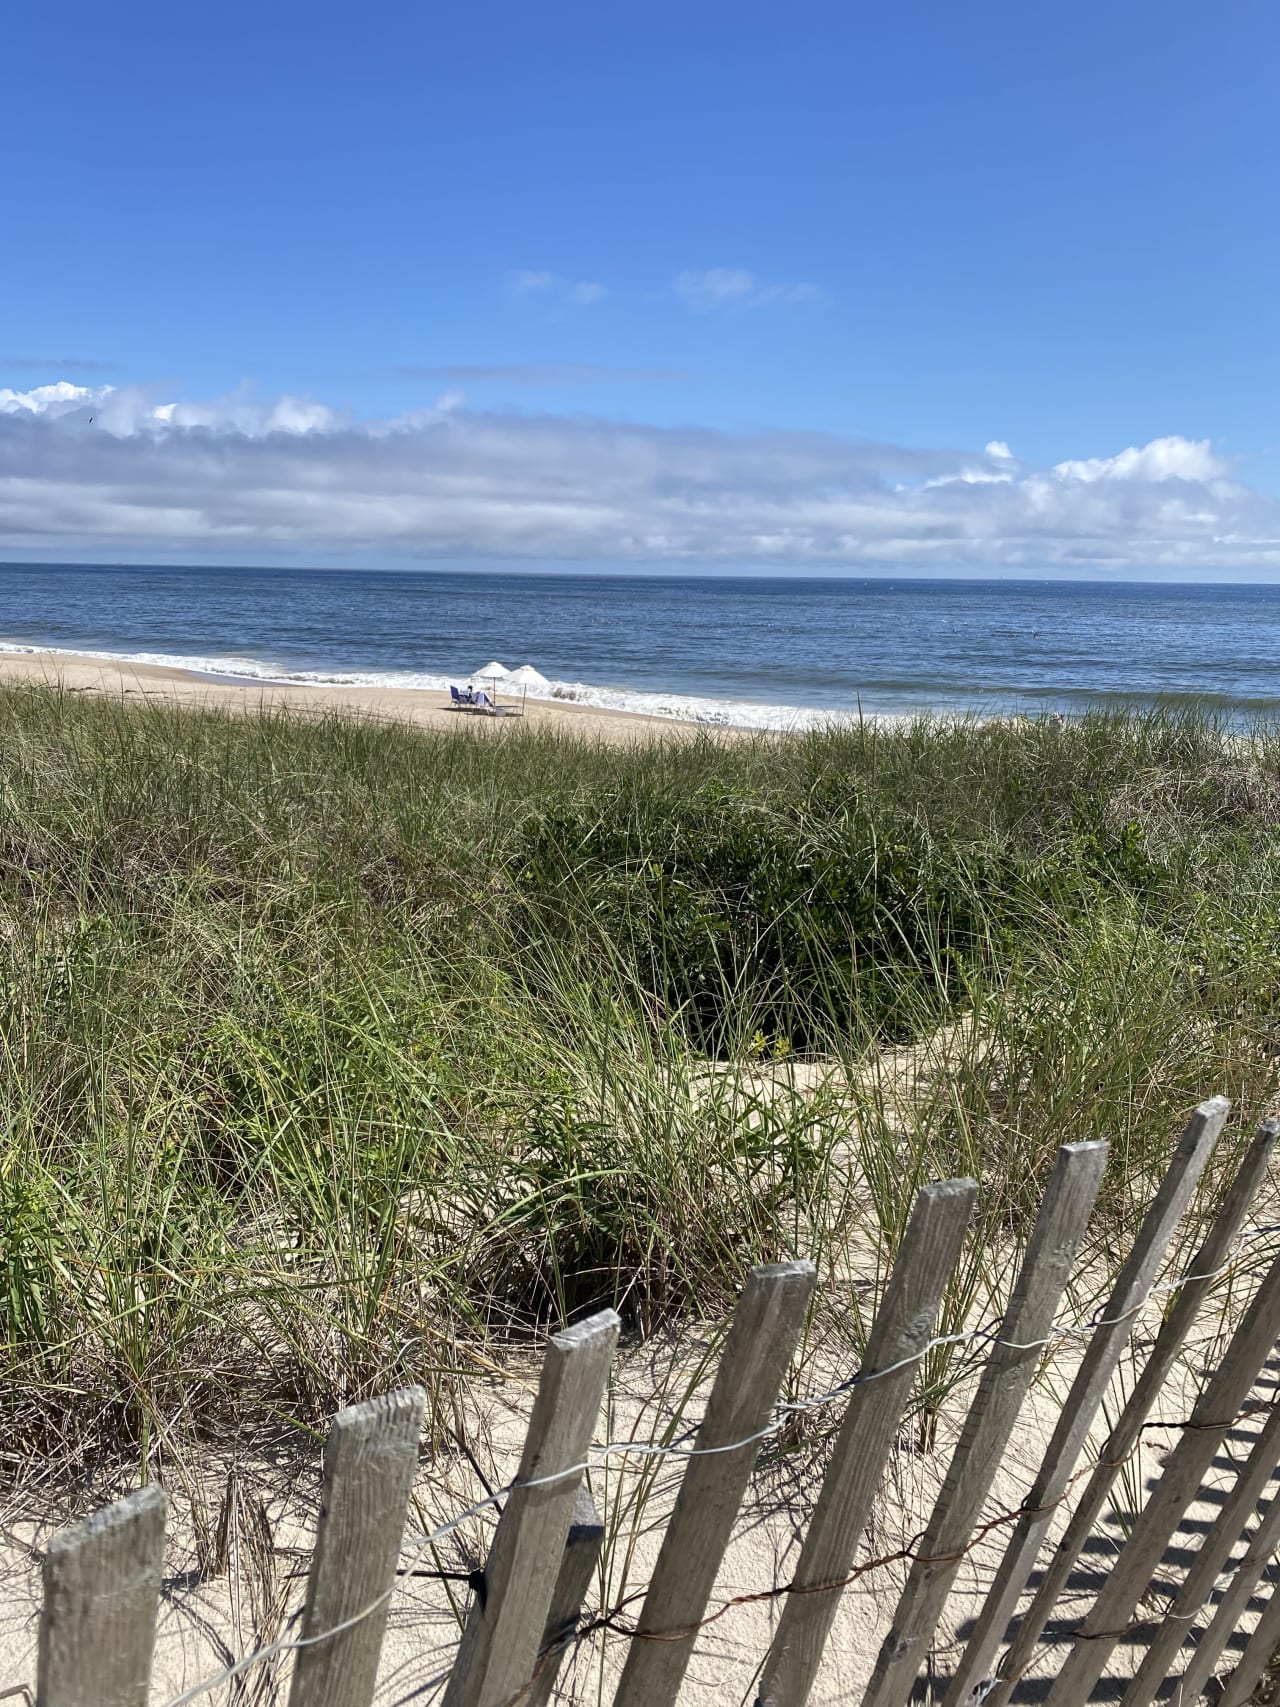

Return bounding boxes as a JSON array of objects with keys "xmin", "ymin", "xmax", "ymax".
[
  {"xmin": 0, "ymin": 1329, "xmax": 1265, "ymax": 1705},
  {"xmin": 0, "ymin": 649, "xmax": 715, "ymax": 744}
]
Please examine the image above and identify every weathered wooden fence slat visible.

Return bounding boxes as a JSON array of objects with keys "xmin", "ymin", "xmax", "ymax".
[
  {"xmin": 442, "ymin": 1308, "xmax": 620, "ymax": 1707},
  {"xmin": 987, "ymin": 1116, "xmax": 1279, "ymax": 1703},
  {"xmin": 612, "ymin": 1259, "xmax": 817, "ymax": 1707},
  {"xmin": 523, "ymin": 1483, "xmax": 605, "ymax": 1707},
  {"xmin": 1173, "ymin": 1468, "xmax": 1280, "ymax": 1706},
  {"xmin": 287, "ymin": 1385, "xmax": 426, "ymax": 1707},
  {"xmin": 861, "ymin": 1138, "xmax": 1110, "ymax": 1707},
  {"xmin": 946, "ymin": 1096, "xmax": 1231, "ymax": 1707},
  {"xmin": 755, "ymin": 1176, "xmax": 979, "ymax": 1707},
  {"xmin": 37, "ymin": 1483, "xmax": 166, "ymax": 1707},
  {"xmin": 1120, "ymin": 1386, "xmax": 1280, "ymax": 1707},
  {"xmin": 1215, "ymin": 1558, "xmax": 1280, "ymax": 1707},
  {"xmin": 1043, "ymin": 1244, "xmax": 1280, "ymax": 1707}
]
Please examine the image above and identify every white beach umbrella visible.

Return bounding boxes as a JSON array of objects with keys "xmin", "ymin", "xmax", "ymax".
[
  {"xmin": 469, "ymin": 660, "xmax": 510, "ymax": 700},
  {"xmin": 504, "ymin": 663, "xmax": 551, "ymax": 713}
]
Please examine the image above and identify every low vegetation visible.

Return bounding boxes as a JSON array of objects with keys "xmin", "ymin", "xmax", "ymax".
[{"xmin": 0, "ymin": 684, "xmax": 1277, "ymax": 1478}]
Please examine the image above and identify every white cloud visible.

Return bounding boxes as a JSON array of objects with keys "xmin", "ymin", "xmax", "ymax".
[
  {"xmin": 985, "ymin": 440, "xmax": 1014, "ymax": 460},
  {"xmin": 1053, "ymin": 436, "xmax": 1226, "ymax": 484},
  {"xmin": 676, "ymin": 268, "xmax": 757, "ymax": 308},
  {"xmin": 510, "ymin": 271, "xmax": 607, "ymax": 306},
  {"xmin": 0, "ymin": 380, "xmax": 339, "ymax": 437},
  {"xmin": 0, "ymin": 387, "xmax": 1275, "ymax": 572},
  {"xmin": 674, "ymin": 268, "xmax": 824, "ymax": 311},
  {"xmin": 0, "ymin": 381, "xmax": 109, "ymax": 415},
  {"xmin": 922, "ymin": 467, "xmax": 1015, "ymax": 490}
]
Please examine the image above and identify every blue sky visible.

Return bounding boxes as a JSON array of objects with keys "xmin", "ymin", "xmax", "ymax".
[{"xmin": 3, "ymin": 0, "xmax": 1278, "ymax": 574}]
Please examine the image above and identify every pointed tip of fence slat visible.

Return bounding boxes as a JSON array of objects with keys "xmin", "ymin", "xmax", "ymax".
[
  {"xmin": 550, "ymin": 1308, "xmax": 621, "ymax": 1351},
  {"xmin": 39, "ymin": 1484, "xmax": 166, "ymax": 1707},
  {"xmin": 922, "ymin": 1175, "xmax": 980, "ymax": 1197},
  {"xmin": 328, "ymin": 1383, "xmax": 427, "ymax": 1437},
  {"xmin": 44, "ymin": 1481, "xmax": 166, "ymax": 1564}
]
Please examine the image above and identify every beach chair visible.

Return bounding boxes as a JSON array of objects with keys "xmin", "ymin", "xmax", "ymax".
[{"xmin": 473, "ymin": 691, "xmax": 517, "ymax": 717}]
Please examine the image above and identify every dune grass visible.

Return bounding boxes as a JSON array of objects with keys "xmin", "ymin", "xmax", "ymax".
[{"xmin": 0, "ymin": 683, "xmax": 1277, "ymax": 1484}]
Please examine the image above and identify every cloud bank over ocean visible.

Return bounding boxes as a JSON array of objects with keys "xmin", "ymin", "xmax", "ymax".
[{"xmin": 2, "ymin": 379, "xmax": 1276, "ymax": 571}]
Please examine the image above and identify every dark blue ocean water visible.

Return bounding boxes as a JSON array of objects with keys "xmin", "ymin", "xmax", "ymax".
[{"xmin": 2, "ymin": 563, "xmax": 1279, "ymax": 728}]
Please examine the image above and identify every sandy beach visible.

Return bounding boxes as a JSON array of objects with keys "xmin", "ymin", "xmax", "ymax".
[
  {"xmin": 1, "ymin": 1297, "xmax": 1267, "ymax": 1705},
  {"xmin": 0, "ymin": 649, "xmax": 709, "ymax": 744}
]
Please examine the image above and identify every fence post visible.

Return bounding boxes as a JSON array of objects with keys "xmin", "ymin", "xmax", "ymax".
[
  {"xmin": 524, "ymin": 1483, "xmax": 605, "ymax": 1707},
  {"xmin": 287, "ymin": 1385, "xmax": 426, "ymax": 1707},
  {"xmin": 442, "ymin": 1309, "xmax": 620, "ymax": 1707},
  {"xmin": 37, "ymin": 1483, "xmax": 166, "ymax": 1707},
  {"xmin": 861, "ymin": 1139, "xmax": 1110, "ymax": 1707},
  {"xmin": 983, "ymin": 1117, "xmax": 1278, "ymax": 1705},
  {"xmin": 1120, "ymin": 1388, "xmax": 1280, "ymax": 1706},
  {"xmin": 755, "ymin": 1177, "xmax": 978, "ymax": 1707},
  {"xmin": 946, "ymin": 1096, "xmax": 1231, "ymax": 1707},
  {"xmin": 1043, "ymin": 1244, "xmax": 1280, "ymax": 1707},
  {"xmin": 612, "ymin": 1260, "xmax": 817, "ymax": 1707}
]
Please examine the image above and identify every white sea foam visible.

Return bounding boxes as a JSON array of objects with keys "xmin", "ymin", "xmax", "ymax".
[{"xmin": 0, "ymin": 640, "xmax": 860, "ymax": 732}]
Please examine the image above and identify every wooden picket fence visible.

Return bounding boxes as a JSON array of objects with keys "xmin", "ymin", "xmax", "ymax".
[{"xmin": 29, "ymin": 1095, "xmax": 1280, "ymax": 1707}]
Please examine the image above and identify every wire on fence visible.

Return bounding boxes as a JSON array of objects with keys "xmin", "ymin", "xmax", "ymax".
[{"xmin": 153, "ymin": 1218, "xmax": 1280, "ymax": 1707}]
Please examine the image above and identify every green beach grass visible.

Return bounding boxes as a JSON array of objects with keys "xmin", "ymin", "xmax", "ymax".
[{"xmin": 0, "ymin": 683, "xmax": 1277, "ymax": 1481}]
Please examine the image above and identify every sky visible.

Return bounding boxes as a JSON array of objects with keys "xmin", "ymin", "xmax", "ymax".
[{"xmin": 3, "ymin": 0, "xmax": 1278, "ymax": 576}]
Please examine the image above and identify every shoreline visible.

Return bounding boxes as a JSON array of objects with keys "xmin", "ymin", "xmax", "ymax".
[{"xmin": 0, "ymin": 647, "xmax": 725, "ymax": 744}]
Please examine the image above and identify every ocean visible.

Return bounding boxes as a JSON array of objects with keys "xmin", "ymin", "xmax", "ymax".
[{"xmin": 2, "ymin": 563, "xmax": 1279, "ymax": 730}]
